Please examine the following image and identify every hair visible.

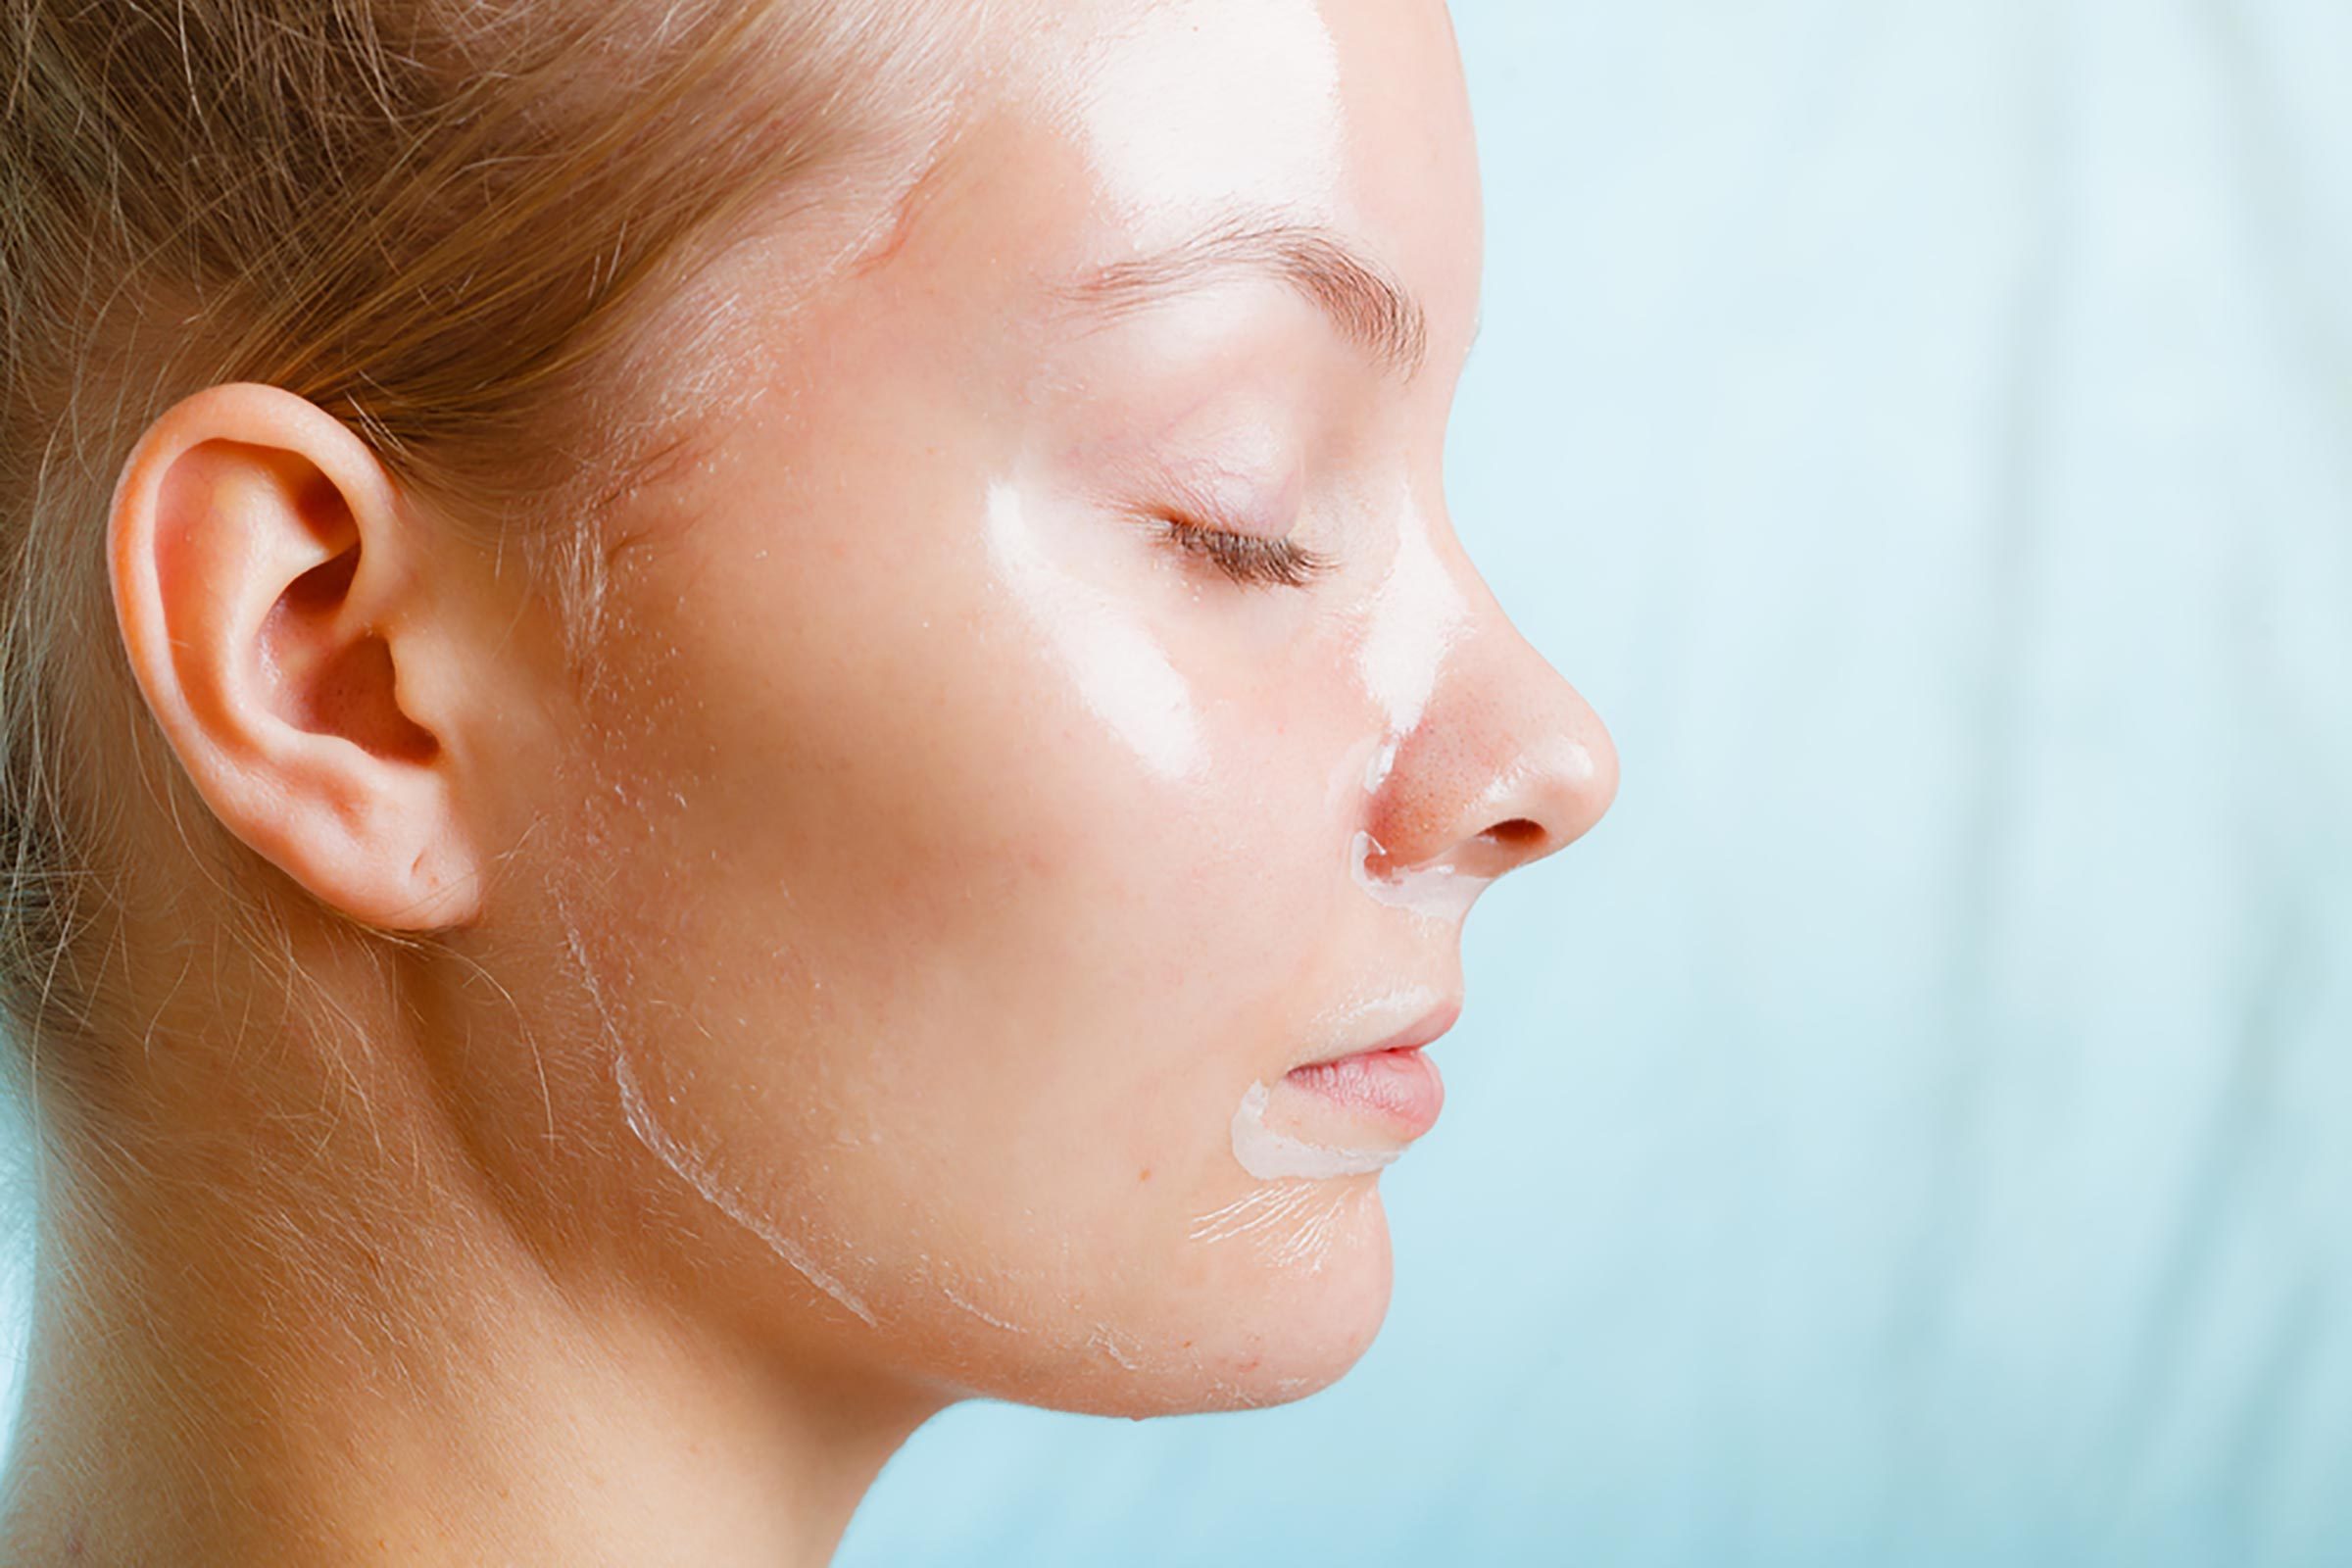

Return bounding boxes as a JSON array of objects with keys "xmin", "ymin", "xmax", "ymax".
[{"xmin": 0, "ymin": 0, "xmax": 970, "ymax": 1126}]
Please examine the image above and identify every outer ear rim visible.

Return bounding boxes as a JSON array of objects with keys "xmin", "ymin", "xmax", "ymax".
[
  {"xmin": 107, "ymin": 381, "xmax": 403, "ymax": 669},
  {"xmin": 103, "ymin": 382, "xmax": 482, "ymax": 934},
  {"xmin": 107, "ymin": 382, "xmax": 387, "ymax": 702}
]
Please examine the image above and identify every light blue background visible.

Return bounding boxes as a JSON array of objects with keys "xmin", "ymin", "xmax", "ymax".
[{"xmin": 8, "ymin": 2, "xmax": 2351, "ymax": 1563}]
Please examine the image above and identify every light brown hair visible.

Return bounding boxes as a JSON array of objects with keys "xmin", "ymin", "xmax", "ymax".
[{"xmin": 0, "ymin": 0, "xmax": 964, "ymax": 1116}]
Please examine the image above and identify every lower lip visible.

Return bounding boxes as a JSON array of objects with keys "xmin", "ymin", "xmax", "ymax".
[{"xmin": 1281, "ymin": 1046, "xmax": 1445, "ymax": 1139}]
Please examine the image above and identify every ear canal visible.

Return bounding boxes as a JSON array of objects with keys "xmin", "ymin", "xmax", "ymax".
[{"xmin": 263, "ymin": 532, "xmax": 440, "ymax": 766}]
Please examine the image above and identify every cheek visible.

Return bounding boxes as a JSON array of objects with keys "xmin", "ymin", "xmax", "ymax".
[{"xmin": 544, "ymin": 443, "xmax": 1395, "ymax": 1406}]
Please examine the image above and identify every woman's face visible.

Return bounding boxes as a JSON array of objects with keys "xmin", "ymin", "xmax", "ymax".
[{"xmin": 466, "ymin": 0, "xmax": 1616, "ymax": 1414}]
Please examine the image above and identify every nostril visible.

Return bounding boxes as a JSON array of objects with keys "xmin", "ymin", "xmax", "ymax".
[{"xmin": 1483, "ymin": 817, "xmax": 1547, "ymax": 852}]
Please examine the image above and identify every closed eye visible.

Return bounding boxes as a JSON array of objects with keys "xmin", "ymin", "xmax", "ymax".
[{"xmin": 1157, "ymin": 514, "xmax": 1335, "ymax": 589}]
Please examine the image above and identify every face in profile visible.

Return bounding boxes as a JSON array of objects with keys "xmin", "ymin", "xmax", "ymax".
[{"xmin": 447, "ymin": 0, "xmax": 1618, "ymax": 1419}]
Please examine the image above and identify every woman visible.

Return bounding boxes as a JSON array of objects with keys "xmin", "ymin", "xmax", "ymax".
[{"xmin": 0, "ymin": 0, "xmax": 1617, "ymax": 1560}]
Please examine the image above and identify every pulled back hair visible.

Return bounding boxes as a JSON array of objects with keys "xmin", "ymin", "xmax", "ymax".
[{"xmin": 0, "ymin": 0, "xmax": 966, "ymax": 1113}]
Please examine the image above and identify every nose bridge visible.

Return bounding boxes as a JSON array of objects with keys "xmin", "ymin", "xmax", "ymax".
[{"xmin": 1362, "ymin": 564, "xmax": 1618, "ymax": 883}]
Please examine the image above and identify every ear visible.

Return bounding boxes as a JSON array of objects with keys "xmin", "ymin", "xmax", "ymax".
[{"xmin": 108, "ymin": 383, "xmax": 486, "ymax": 931}]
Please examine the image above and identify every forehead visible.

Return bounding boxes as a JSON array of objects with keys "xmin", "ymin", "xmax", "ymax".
[
  {"xmin": 1066, "ymin": 0, "xmax": 1473, "ymax": 220},
  {"xmin": 895, "ymin": 0, "xmax": 1481, "ymax": 359}
]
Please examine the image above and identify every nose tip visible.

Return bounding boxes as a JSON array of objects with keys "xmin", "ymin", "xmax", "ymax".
[
  {"xmin": 1467, "ymin": 718, "xmax": 1619, "ymax": 873},
  {"xmin": 1363, "ymin": 619, "xmax": 1618, "ymax": 885}
]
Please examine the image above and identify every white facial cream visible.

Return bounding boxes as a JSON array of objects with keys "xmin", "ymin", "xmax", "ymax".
[
  {"xmin": 1357, "ymin": 494, "xmax": 1469, "ymax": 736},
  {"xmin": 614, "ymin": 1053, "xmax": 880, "ymax": 1327},
  {"xmin": 985, "ymin": 481, "xmax": 1206, "ymax": 781},
  {"xmin": 1349, "ymin": 827, "xmax": 1489, "ymax": 926},
  {"xmin": 1080, "ymin": 0, "xmax": 1346, "ymax": 232},
  {"xmin": 1227, "ymin": 1078, "xmax": 1403, "ymax": 1180},
  {"xmin": 1309, "ymin": 981, "xmax": 1447, "ymax": 1049}
]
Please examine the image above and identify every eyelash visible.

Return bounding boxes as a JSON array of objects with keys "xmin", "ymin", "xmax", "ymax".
[{"xmin": 1156, "ymin": 514, "xmax": 1336, "ymax": 589}]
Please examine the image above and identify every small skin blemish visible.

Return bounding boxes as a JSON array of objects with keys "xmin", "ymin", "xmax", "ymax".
[{"xmin": 1138, "ymin": 1166, "xmax": 1152, "ymax": 1182}]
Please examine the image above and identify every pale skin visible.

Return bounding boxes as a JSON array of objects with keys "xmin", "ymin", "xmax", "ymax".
[{"xmin": 0, "ymin": 2, "xmax": 1618, "ymax": 1563}]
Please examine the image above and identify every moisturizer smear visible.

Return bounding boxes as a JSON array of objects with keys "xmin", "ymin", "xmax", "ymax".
[
  {"xmin": 614, "ymin": 1053, "xmax": 880, "ymax": 1326},
  {"xmin": 1227, "ymin": 1078, "xmax": 1404, "ymax": 1180},
  {"xmin": 985, "ymin": 480, "xmax": 1206, "ymax": 780},
  {"xmin": 1356, "ymin": 493, "xmax": 1469, "ymax": 737},
  {"xmin": 1079, "ymin": 0, "xmax": 1345, "ymax": 234}
]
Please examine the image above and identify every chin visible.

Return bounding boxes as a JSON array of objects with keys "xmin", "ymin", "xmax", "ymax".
[{"xmin": 955, "ymin": 1184, "xmax": 1401, "ymax": 1419}]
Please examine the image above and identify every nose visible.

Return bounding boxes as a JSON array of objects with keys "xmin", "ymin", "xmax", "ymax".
[{"xmin": 1362, "ymin": 580, "xmax": 1619, "ymax": 887}]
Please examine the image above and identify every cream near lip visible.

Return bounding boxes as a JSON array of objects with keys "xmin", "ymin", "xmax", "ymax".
[
  {"xmin": 1223, "ymin": 987, "xmax": 1457, "ymax": 1180},
  {"xmin": 1300, "ymin": 983, "xmax": 1458, "ymax": 1066},
  {"xmin": 1229, "ymin": 1078, "xmax": 1404, "ymax": 1180}
]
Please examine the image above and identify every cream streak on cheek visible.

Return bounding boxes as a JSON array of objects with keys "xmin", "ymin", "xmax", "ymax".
[{"xmin": 984, "ymin": 480, "xmax": 1206, "ymax": 780}]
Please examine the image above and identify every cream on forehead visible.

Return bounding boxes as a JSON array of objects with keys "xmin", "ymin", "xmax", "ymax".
[{"xmin": 1077, "ymin": 0, "xmax": 1345, "ymax": 234}]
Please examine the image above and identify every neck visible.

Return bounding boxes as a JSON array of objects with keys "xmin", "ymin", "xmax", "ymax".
[{"xmin": 0, "ymin": 1015, "xmax": 948, "ymax": 1565}]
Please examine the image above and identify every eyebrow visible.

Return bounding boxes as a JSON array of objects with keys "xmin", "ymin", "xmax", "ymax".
[{"xmin": 1059, "ymin": 216, "xmax": 1431, "ymax": 379}]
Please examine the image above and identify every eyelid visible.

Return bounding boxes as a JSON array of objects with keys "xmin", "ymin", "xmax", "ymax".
[{"xmin": 1156, "ymin": 512, "xmax": 1336, "ymax": 589}]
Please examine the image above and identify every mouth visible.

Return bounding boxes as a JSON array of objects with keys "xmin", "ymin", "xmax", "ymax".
[{"xmin": 1276, "ymin": 994, "xmax": 1461, "ymax": 1141}]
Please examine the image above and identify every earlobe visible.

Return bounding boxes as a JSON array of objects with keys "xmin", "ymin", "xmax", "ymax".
[{"xmin": 108, "ymin": 383, "xmax": 485, "ymax": 932}]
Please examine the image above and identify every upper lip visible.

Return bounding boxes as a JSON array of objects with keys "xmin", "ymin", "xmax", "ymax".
[{"xmin": 1289, "ymin": 993, "xmax": 1464, "ymax": 1072}]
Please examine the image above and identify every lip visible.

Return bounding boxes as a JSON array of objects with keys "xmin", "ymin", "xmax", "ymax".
[
  {"xmin": 1291, "ymin": 994, "xmax": 1463, "ymax": 1072},
  {"xmin": 1271, "ymin": 994, "xmax": 1460, "ymax": 1144},
  {"xmin": 1279, "ymin": 1041, "xmax": 1448, "ymax": 1141}
]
